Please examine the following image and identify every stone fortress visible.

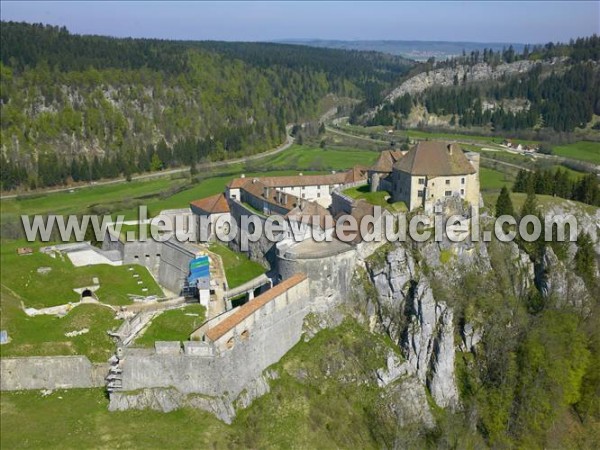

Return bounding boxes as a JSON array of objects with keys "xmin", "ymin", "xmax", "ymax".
[{"xmin": 1, "ymin": 141, "xmax": 481, "ymax": 422}]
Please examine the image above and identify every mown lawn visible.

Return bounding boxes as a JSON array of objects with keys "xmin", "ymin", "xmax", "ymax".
[
  {"xmin": 134, "ymin": 304, "xmax": 206, "ymax": 346},
  {"xmin": 1, "ymin": 240, "xmax": 163, "ymax": 308},
  {"xmin": 208, "ymin": 242, "xmax": 265, "ymax": 289},
  {"xmin": 553, "ymin": 141, "xmax": 600, "ymax": 164}
]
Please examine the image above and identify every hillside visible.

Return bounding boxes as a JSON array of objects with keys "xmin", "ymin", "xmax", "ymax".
[
  {"xmin": 0, "ymin": 22, "xmax": 413, "ymax": 191},
  {"xmin": 354, "ymin": 35, "xmax": 600, "ymax": 137}
]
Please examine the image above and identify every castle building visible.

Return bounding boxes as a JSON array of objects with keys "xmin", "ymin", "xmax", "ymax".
[{"xmin": 390, "ymin": 141, "xmax": 480, "ymax": 212}]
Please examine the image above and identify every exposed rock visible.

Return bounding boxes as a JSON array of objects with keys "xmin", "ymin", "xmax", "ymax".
[
  {"xmin": 384, "ymin": 376, "xmax": 435, "ymax": 429},
  {"xmin": 535, "ymin": 246, "xmax": 590, "ymax": 311},
  {"xmin": 376, "ymin": 351, "xmax": 410, "ymax": 387},
  {"xmin": 367, "ymin": 244, "xmax": 460, "ymax": 410},
  {"xmin": 385, "ymin": 60, "xmax": 543, "ymax": 103},
  {"xmin": 109, "ymin": 388, "xmax": 236, "ymax": 423}
]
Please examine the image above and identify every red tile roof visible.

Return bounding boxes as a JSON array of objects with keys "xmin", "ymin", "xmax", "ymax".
[
  {"xmin": 393, "ymin": 141, "xmax": 476, "ymax": 176},
  {"xmin": 205, "ymin": 273, "xmax": 308, "ymax": 342},
  {"xmin": 371, "ymin": 150, "xmax": 405, "ymax": 173},
  {"xmin": 190, "ymin": 193, "xmax": 230, "ymax": 214}
]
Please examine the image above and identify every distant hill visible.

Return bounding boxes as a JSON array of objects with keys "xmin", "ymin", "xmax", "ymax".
[
  {"xmin": 276, "ymin": 39, "xmax": 527, "ymax": 61},
  {"xmin": 0, "ymin": 21, "xmax": 413, "ymax": 191}
]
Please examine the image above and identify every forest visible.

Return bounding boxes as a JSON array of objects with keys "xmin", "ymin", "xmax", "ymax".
[
  {"xmin": 0, "ymin": 21, "xmax": 412, "ymax": 190},
  {"xmin": 359, "ymin": 36, "xmax": 600, "ymax": 133}
]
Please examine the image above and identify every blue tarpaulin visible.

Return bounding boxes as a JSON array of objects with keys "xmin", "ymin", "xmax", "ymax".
[{"xmin": 188, "ymin": 255, "xmax": 210, "ymax": 285}]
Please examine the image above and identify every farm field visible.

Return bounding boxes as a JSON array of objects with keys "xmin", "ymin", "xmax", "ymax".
[
  {"xmin": 1, "ymin": 145, "xmax": 378, "ymax": 226},
  {"xmin": 134, "ymin": 304, "xmax": 206, "ymax": 347},
  {"xmin": 479, "ymin": 167, "xmax": 515, "ymax": 191},
  {"xmin": 553, "ymin": 141, "xmax": 600, "ymax": 164}
]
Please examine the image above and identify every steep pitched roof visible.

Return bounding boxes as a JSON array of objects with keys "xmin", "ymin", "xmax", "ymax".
[
  {"xmin": 393, "ymin": 141, "xmax": 476, "ymax": 177},
  {"xmin": 205, "ymin": 273, "xmax": 308, "ymax": 342},
  {"xmin": 190, "ymin": 193, "xmax": 230, "ymax": 214},
  {"xmin": 344, "ymin": 165, "xmax": 369, "ymax": 184},
  {"xmin": 371, "ymin": 150, "xmax": 405, "ymax": 173}
]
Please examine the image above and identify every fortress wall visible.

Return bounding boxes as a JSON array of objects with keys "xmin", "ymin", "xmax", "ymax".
[
  {"xmin": 123, "ymin": 239, "xmax": 162, "ymax": 277},
  {"xmin": 115, "ymin": 277, "xmax": 310, "ymax": 398},
  {"xmin": 228, "ymin": 200, "xmax": 277, "ymax": 269},
  {"xmin": 0, "ymin": 356, "xmax": 107, "ymax": 391},
  {"xmin": 156, "ymin": 239, "xmax": 196, "ymax": 294},
  {"xmin": 331, "ymin": 190, "xmax": 354, "ymax": 216},
  {"xmin": 277, "ymin": 248, "xmax": 356, "ymax": 311}
]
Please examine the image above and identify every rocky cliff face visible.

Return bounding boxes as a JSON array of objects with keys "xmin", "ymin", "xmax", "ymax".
[
  {"xmin": 385, "ymin": 59, "xmax": 545, "ymax": 103},
  {"xmin": 366, "ymin": 245, "xmax": 461, "ymax": 410}
]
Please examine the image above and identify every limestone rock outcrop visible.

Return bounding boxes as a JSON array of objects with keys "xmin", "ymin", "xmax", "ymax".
[{"xmin": 366, "ymin": 245, "xmax": 460, "ymax": 410}]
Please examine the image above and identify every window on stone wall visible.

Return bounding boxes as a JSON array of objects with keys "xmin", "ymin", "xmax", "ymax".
[
  {"xmin": 418, "ymin": 190, "xmax": 424, "ymax": 197},
  {"xmin": 227, "ymin": 338, "xmax": 235, "ymax": 349},
  {"xmin": 241, "ymin": 330, "xmax": 249, "ymax": 341},
  {"xmin": 445, "ymin": 190, "xmax": 452, "ymax": 196},
  {"xmin": 446, "ymin": 179, "xmax": 450, "ymax": 185},
  {"xmin": 418, "ymin": 178, "xmax": 425, "ymax": 185},
  {"xmin": 461, "ymin": 178, "xmax": 465, "ymax": 184},
  {"xmin": 461, "ymin": 189, "xmax": 465, "ymax": 195}
]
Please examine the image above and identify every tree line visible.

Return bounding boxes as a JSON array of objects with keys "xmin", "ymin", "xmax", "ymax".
[
  {"xmin": 0, "ymin": 21, "xmax": 413, "ymax": 191},
  {"xmin": 512, "ymin": 167, "xmax": 600, "ymax": 207}
]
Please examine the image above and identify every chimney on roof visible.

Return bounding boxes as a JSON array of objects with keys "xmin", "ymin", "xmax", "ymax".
[
  {"xmin": 447, "ymin": 144, "xmax": 453, "ymax": 155},
  {"xmin": 264, "ymin": 186, "xmax": 270, "ymax": 199},
  {"xmin": 283, "ymin": 193, "xmax": 288, "ymax": 204}
]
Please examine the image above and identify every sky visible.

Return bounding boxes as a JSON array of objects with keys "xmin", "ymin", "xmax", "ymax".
[{"xmin": 1, "ymin": 1, "xmax": 598, "ymax": 44}]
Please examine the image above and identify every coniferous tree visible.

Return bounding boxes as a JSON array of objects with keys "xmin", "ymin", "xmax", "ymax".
[{"xmin": 496, "ymin": 185, "xmax": 515, "ymax": 217}]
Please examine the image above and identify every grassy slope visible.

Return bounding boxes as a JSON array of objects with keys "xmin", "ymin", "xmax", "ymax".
[
  {"xmin": 208, "ymin": 243, "xmax": 265, "ymax": 288},
  {"xmin": 0, "ymin": 285, "xmax": 120, "ymax": 362},
  {"xmin": 553, "ymin": 141, "xmax": 600, "ymax": 164},
  {"xmin": 479, "ymin": 167, "xmax": 515, "ymax": 191},
  {"xmin": 0, "ymin": 239, "xmax": 162, "ymax": 360},
  {"xmin": 134, "ymin": 304, "xmax": 206, "ymax": 347},
  {"xmin": 0, "ymin": 319, "xmax": 399, "ymax": 449}
]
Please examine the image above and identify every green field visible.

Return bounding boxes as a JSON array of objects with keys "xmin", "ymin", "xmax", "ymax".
[
  {"xmin": 0, "ymin": 285, "xmax": 120, "ymax": 362},
  {"xmin": 135, "ymin": 304, "xmax": 206, "ymax": 346},
  {"xmin": 0, "ymin": 239, "xmax": 162, "ymax": 360},
  {"xmin": 1, "ymin": 145, "xmax": 378, "ymax": 226},
  {"xmin": 1, "ymin": 240, "xmax": 163, "ymax": 308},
  {"xmin": 479, "ymin": 167, "xmax": 515, "ymax": 191},
  {"xmin": 553, "ymin": 141, "xmax": 600, "ymax": 164},
  {"xmin": 263, "ymin": 144, "xmax": 378, "ymax": 170},
  {"xmin": 208, "ymin": 243, "xmax": 266, "ymax": 288}
]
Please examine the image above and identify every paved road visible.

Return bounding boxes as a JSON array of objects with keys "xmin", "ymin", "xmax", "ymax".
[{"xmin": 0, "ymin": 132, "xmax": 294, "ymax": 200}]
